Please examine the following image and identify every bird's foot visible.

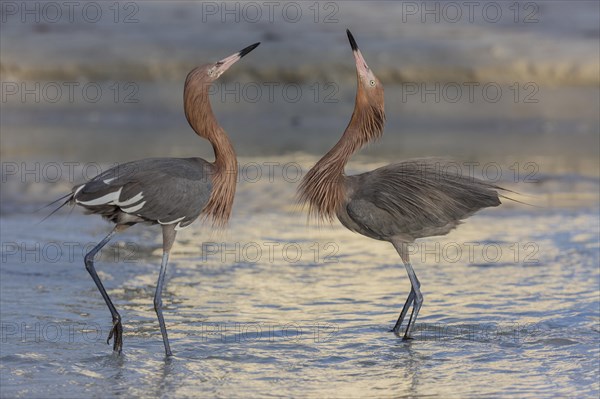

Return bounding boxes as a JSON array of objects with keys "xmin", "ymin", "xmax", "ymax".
[
  {"xmin": 107, "ymin": 317, "xmax": 123, "ymax": 354},
  {"xmin": 390, "ymin": 326, "xmax": 413, "ymax": 340}
]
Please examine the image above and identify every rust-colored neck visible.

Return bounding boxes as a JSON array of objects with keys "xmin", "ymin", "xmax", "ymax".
[
  {"xmin": 184, "ymin": 71, "xmax": 237, "ymax": 227},
  {"xmin": 298, "ymin": 84, "xmax": 385, "ymax": 222}
]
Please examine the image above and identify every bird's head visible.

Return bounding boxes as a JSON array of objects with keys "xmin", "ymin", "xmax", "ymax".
[
  {"xmin": 184, "ymin": 42, "xmax": 260, "ymax": 136},
  {"xmin": 346, "ymin": 29, "xmax": 385, "ymax": 143},
  {"xmin": 347, "ymin": 29, "xmax": 384, "ymax": 106},
  {"xmin": 198, "ymin": 42, "xmax": 260, "ymax": 82}
]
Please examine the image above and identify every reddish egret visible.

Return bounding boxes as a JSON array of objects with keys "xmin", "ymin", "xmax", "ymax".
[
  {"xmin": 298, "ymin": 30, "xmax": 503, "ymax": 339},
  {"xmin": 54, "ymin": 42, "xmax": 260, "ymax": 356}
]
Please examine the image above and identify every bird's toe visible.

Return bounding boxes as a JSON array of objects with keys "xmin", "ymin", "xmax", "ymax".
[{"xmin": 107, "ymin": 319, "xmax": 123, "ymax": 354}]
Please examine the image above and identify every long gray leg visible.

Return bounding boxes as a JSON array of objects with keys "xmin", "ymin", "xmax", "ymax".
[
  {"xmin": 155, "ymin": 225, "xmax": 177, "ymax": 357},
  {"xmin": 84, "ymin": 226, "xmax": 123, "ymax": 354},
  {"xmin": 391, "ymin": 288, "xmax": 415, "ymax": 334},
  {"xmin": 402, "ymin": 262, "xmax": 423, "ymax": 339},
  {"xmin": 155, "ymin": 252, "xmax": 172, "ymax": 356},
  {"xmin": 391, "ymin": 241, "xmax": 423, "ymax": 339},
  {"xmin": 391, "ymin": 273, "xmax": 421, "ymax": 334}
]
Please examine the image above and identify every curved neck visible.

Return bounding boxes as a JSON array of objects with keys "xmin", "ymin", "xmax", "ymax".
[
  {"xmin": 313, "ymin": 85, "xmax": 385, "ymax": 176},
  {"xmin": 184, "ymin": 81, "xmax": 236, "ymax": 163},
  {"xmin": 184, "ymin": 77, "xmax": 237, "ymax": 227},
  {"xmin": 297, "ymin": 112, "xmax": 365, "ymax": 223},
  {"xmin": 298, "ymin": 85, "xmax": 384, "ymax": 221},
  {"xmin": 315, "ymin": 117, "xmax": 366, "ymax": 175}
]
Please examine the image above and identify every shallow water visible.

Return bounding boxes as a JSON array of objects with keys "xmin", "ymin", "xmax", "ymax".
[
  {"xmin": 1, "ymin": 159, "xmax": 599, "ymax": 398},
  {"xmin": 2, "ymin": 1, "xmax": 599, "ymax": 397}
]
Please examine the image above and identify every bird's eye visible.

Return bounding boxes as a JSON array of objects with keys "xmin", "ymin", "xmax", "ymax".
[
  {"xmin": 369, "ymin": 80, "xmax": 376, "ymax": 87},
  {"xmin": 208, "ymin": 69, "xmax": 214, "ymax": 77}
]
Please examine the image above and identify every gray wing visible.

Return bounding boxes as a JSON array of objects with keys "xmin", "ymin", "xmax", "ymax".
[
  {"xmin": 73, "ymin": 158, "xmax": 213, "ymax": 227},
  {"xmin": 342, "ymin": 159, "xmax": 501, "ymax": 241}
]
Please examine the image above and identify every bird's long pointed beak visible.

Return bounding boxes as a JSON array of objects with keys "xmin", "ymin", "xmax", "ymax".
[
  {"xmin": 346, "ymin": 29, "xmax": 370, "ymax": 76},
  {"xmin": 216, "ymin": 42, "xmax": 260, "ymax": 73}
]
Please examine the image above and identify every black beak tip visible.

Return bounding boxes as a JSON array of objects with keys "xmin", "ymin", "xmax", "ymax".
[
  {"xmin": 239, "ymin": 42, "xmax": 260, "ymax": 58},
  {"xmin": 346, "ymin": 29, "xmax": 358, "ymax": 51}
]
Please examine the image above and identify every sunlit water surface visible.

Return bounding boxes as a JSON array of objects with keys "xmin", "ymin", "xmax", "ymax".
[
  {"xmin": 1, "ymin": 2, "xmax": 599, "ymax": 396},
  {"xmin": 1, "ymin": 160, "xmax": 598, "ymax": 398}
]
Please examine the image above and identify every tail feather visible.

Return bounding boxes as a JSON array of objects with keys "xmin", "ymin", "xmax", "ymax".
[
  {"xmin": 499, "ymin": 193, "xmax": 537, "ymax": 207},
  {"xmin": 34, "ymin": 192, "xmax": 72, "ymax": 213},
  {"xmin": 37, "ymin": 192, "xmax": 74, "ymax": 224},
  {"xmin": 489, "ymin": 184, "xmax": 536, "ymax": 207}
]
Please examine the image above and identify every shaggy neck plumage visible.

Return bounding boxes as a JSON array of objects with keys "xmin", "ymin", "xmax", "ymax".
[
  {"xmin": 184, "ymin": 72, "xmax": 237, "ymax": 228},
  {"xmin": 299, "ymin": 84, "xmax": 385, "ymax": 222}
]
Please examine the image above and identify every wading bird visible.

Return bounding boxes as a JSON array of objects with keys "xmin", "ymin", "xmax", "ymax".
[
  {"xmin": 298, "ymin": 30, "xmax": 503, "ymax": 339},
  {"xmin": 54, "ymin": 42, "xmax": 260, "ymax": 356}
]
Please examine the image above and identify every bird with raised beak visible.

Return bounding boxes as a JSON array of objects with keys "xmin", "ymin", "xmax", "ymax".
[
  {"xmin": 299, "ymin": 30, "xmax": 504, "ymax": 339},
  {"xmin": 52, "ymin": 42, "xmax": 260, "ymax": 356}
]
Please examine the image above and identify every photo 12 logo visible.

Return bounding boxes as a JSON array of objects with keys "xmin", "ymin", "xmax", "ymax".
[
  {"xmin": 0, "ymin": 161, "xmax": 305, "ymax": 185},
  {"xmin": 201, "ymin": 241, "xmax": 340, "ymax": 264},
  {"xmin": 200, "ymin": 1, "xmax": 340, "ymax": 23},
  {"xmin": 1, "ymin": 82, "xmax": 139, "ymax": 104},
  {"xmin": 198, "ymin": 321, "xmax": 339, "ymax": 344},
  {"xmin": 1, "ymin": 1, "xmax": 140, "ymax": 24},
  {"xmin": 400, "ymin": 2, "xmax": 540, "ymax": 24},
  {"xmin": 400, "ymin": 82, "xmax": 539, "ymax": 104},
  {"xmin": 1, "ymin": 241, "xmax": 140, "ymax": 265},
  {"xmin": 203, "ymin": 81, "xmax": 339, "ymax": 104}
]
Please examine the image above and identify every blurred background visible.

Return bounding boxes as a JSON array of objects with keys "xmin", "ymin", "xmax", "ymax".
[
  {"xmin": 2, "ymin": 1, "xmax": 598, "ymax": 168},
  {"xmin": 1, "ymin": 1, "xmax": 599, "ymax": 398}
]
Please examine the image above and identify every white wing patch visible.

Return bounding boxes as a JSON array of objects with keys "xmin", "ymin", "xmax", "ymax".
[
  {"xmin": 121, "ymin": 201, "xmax": 146, "ymax": 213},
  {"xmin": 114, "ymin": 192, "xmax": 144, "ymax": 207},
  {"xmin": 175, "ymin": 221, "xmax": 191, "ymax": 231},
  {"xmin": 158, "ymin": 216, "xmax": 185, "ymax": 225},
  {"xmin": 76, "ymin": 188, "xmax": 146, "ymax": 214},
  {"xmin": 73, "ymin": 185, "xmax": 85, "ymax": 197},
  {"xmin": 77, "ymin": 188, "xmax": 122, "ymax": 206}
]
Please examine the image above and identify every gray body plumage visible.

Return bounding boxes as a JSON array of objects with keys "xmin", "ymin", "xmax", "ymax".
[
  {"xmin": 59, "ymin": 41, "xmax": 261, "ymax": 356},
  {"xmin": 337, "ymin": 159, "xmax": 501, "ymax": 242},
  {"xmin": 335, "ymin": 158, "xmax": 502, "ymax": 339},
  {"xmin": 299, "ymin": 31, "xmax": 506, "ymax": 340},
  {"xmin": 72, "ymin": 157, "xmax": 213, "ymax": 229}
]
